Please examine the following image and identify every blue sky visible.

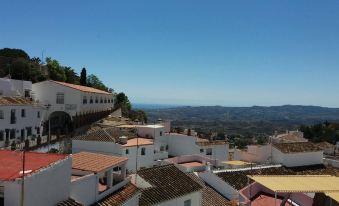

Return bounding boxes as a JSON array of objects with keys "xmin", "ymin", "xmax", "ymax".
[{"xmin": 1, "ymin": 0, "xmax": 339, "ymax": 107}]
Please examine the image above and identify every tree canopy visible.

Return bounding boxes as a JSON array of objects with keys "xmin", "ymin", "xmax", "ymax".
[{"xmin": 80, "ymin": 68, "xmax": 87, "ymax": 86}]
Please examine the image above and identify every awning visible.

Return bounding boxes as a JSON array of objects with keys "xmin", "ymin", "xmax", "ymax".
[
  {"xmin": 325, "ymin": 192, "xmax": 339, "ymax": 203},
  {"xmin": 222, "ymin": 160, "xmax": 254, "ymax": 166},
  {"xmin": 248, "ymin": 175, "xmax": 339, "ymax": 193}
]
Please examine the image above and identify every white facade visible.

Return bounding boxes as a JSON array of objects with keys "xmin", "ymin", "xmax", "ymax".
[
  {"xmin": 72, "ymin": 140, "xmax": 155, "ymax": 172},
  {"xmin": 137, "ymin": 125, "xmax": 229, "ymax": 167},
  {"xmin": 32, "ymin": 80, "xmax": 114, "ymax": 119},
  {"xmin": 234, "ymin": 144, "xmax": 272, "ymax": 164},
  {"xmin": 271, "ymin": 147, "xmax": 323, "ymax": 167},
  {"xmin": 0, "ymin": 78, "xmax": 32, "ymax": 97},
  {"xmin": 0, "ymin": 102, "xmax": 45, "ymax": 148},
  {"xmin": 1, "ymin": 157, "xmax": 71, "ymax": 206}
]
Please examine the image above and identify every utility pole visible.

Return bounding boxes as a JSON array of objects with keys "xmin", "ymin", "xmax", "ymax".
[{"xmin": 20, "ymin": 149, "xmax": 26, "ymax": 206}]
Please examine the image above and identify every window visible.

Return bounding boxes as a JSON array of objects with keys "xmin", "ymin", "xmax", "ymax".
[
  {"xmin": 10, "ymin": 109, "xmax": 16, "ymax": 124},
  {"xmin": 200, "ymin": 148, "xmax": 204, "ymax": 153},
  {"xmin": 95, "ymin": 97, "xmax": 98, "ymax": 103},
  {"xmin": 10, "ymin": 129, "xmax": 15, "ymax": 139},
  {"xmin": 100, "ymin": 97, "xmax": 103, "ymax": 103},
  {"xmin": 104, "ymin": 98, "xmax": 107, "ymax": 103},
  {"xmin": 160, "ymin": 146, "xmax": 164, "ymax": 151},
  {"xmin": 90, "ymin": 96, "xmax": 93, "ymax": 104},
  {"xmin": 56, "ymin": 93, "xmax": 64, "ymax": 104},
  {"xmin": 0, "ymin": 110, "xmax": 3, "ymax": 119},
  {"xmin": 24, "ymin": 90, "xmax": 30, "ymax": 97},
  {"xmin": 26, "ymin": 127, "xmax": 32, "ymax": 137},
  {"xmin": 21, "ymin": 109, "xmax": 25, "ymax": 117},
  {"xmin": 37, "ymin": 127, "xmax": 40, "ymax": 135},
  {"xmin": 0, "ymin": 90, "xmax": 3, "ymax": 96},
  {"xmin": 126, "ymin": 149, "xmax": 129, "ymax": 155},
  {"xmin": 166, "ymin": 145, "xmax": 169, "ymax": 151},
  {"xmin": 37, "ymin": 111, "xmax": 40, "ymax": 118},
  {"xmin": 0, "ymin": 131, "xmax": 4, "ymax": 141},
  {"xmin": 160, "ymin": 131, "xmax": 163, "ymax": 136},
  {"xmin": 83, "ymin": 96, "xmax": 87, "ymax": 104},
  {"xmin": 184, "ymin": 200, "xmax": 191, "ymax": 206},
  {"xmin": 206, "ymin": 148, "xmax": 212, "ymax": 155},
  {"xmin": 141, "ymin": 148, "xmax": 146, "ymax": 155}
]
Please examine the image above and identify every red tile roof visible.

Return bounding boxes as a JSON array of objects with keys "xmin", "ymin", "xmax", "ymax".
[
  {"xmin": 121, "ymin": 138, "xmax": 153, "ymax": 147},
  {"xmin": 72, "ymin": 152, "xmax": 128, "ymax": 173},
  {"xmin": 50, "ymin": 80, "xmax": 111, "ymax": 95},
  {"xmin": 0, "ymin": 150, "xmax": 67, "ymax": 181},
  {"xmin": 97, "ymin": 183, "xmax": 139, "ymax": 206},
  {"xmin": 0, "ymin": 96, "xmax": 33, "ymax": 106}
]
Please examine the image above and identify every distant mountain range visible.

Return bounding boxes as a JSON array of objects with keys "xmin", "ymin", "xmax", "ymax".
[{"xmin": 143, "ymin": 105, "xmax": 339, "ymax": 135}]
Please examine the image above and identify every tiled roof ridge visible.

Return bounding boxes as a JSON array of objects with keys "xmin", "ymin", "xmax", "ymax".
[{"xmin": 49, "ymin": 80, "xmax": 111, "ymax": 94}]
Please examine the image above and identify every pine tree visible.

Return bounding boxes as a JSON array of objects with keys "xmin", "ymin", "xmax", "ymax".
[{"xmin": 80, "ymin": 67, "xmax": 87, "ymax": 86}]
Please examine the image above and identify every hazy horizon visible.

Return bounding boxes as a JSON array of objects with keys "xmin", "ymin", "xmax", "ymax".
[{"xmin": 1, "ymin": 0, "xmax": 339, "ymax": 107}]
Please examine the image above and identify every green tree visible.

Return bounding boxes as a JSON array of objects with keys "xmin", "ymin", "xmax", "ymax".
[
  {"xmin": 0, "ymin": 48, "xmax": 30, "ymax": 60},
  {"xmin": 87, "ymin": 74, "xmax": 108, "ymax": 91},
  {"xmin": 46, "ymin": 57, "xmax": 66, "ymax": 81},
  {"xmin": 80, "ymin": 67, "xmax": 87, "ymax": 86},
  {"xmin": 64, "ymin": 67, "xmax": 79, "ymax": 84},
  {"xmin": 115, "ymin": 92, "xmax": 132, "ymax": 116}
]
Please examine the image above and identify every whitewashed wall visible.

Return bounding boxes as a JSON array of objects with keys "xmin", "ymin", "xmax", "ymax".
[
  {"xmin": 0, "ymin": 78, "xmax": 32, "ymax": 97},
  {"xmin": 272, "ymin": 147, "xmax": 323, "ymax": 167},
  {"xmin": 71, "ymin": 174, "xmax": 98, "ymax": 206},
  {"xmin": 3, "ymin": 157, "xmax": 71, "ymax": 206}
]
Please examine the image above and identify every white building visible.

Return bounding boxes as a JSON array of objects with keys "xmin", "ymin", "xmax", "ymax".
[
  {"xmin": 234, "ymin": 142, "xmax": 324, "ymax": 167},
  {"xmin": 0, "ymin": 78, "xmax": 32, "ymax": 97},
  {"xmin": 272, "ymin": 142, "xmax": 324, "ymax": 167},
  {"xmin": 134, "ymin": 164, "xmax": 203, "ymax": 206},
  {"xmin": 32, "ymin": 80, "xmax": 114, "ymax": 131},
  {"xmin": 0, "ymin": 150, "xmax": 71, "ymax": 206},
  {"xmin": 0, "ymin": 96, "xmax": 45, "ymax": 148},
  {"xmin": 72, "ymin": 128, "xmax": 158, "ymax": 172},
  {"xmin": 136, "ymin": 124, "xmax": 229, "ymax": 167},
  {"xmin": 69, "ymin": 152, "xmax": 139, "ymax": 206}
]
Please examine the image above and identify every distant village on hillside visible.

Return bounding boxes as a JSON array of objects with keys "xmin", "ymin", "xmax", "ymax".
[{"xmin": 1, "ymin": 48, "xmax": 339, "ymax": 206}]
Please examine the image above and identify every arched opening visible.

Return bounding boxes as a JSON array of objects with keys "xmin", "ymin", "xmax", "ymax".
[{"xmin": 45, "ymin": 111, "xmax": 73, "ymax": 135}]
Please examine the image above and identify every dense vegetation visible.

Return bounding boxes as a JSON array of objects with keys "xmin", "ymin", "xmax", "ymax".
[
  {"xmin": 300, "ymin": 121, "xmax": 339, "ymax": 144},
  {"xmin": 0, "ymin": 48, "xmax": 146, "ymax": 121}
]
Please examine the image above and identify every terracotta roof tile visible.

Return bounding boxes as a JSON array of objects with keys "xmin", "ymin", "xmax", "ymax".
[
  {"xmin": 57, "ymin": 199, "xmax": 83, "ymax": 206},
  {"xmin": 50, "ymin": 80, "xmax": 111, "ymax": 95},
  {"xmin": 72, "ymin": 152, "xmax": 127, "ymax": 173},
  {"xmin": 187, "ymin": 173, "xmax": 232, "ymax": 206},
  {"xmin": 0, "ymin": 96, "xmax": 33, "ymax": 106},
  {"xmin": 96, "ymin": 183, "xmax": 140, "ymax": 206},
  {"xmin": 0, "ymin": 150, "xmax": 67, "ymax": 181},
  {"xmin": 273, "ymin": 142, "xmax": 323, "ymax": 153},
  {"xmin": 122, "ymin": 138, "xmax": 153, "ymax": 147},
  {"xmin": 138, "ymin": 164, "xmax": 203, "ymax": 206}
]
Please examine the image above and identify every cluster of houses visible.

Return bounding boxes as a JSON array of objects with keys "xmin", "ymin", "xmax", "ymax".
[{"xmin": 1, "ymin": 78, "xmax": 339, "ymax": 206}]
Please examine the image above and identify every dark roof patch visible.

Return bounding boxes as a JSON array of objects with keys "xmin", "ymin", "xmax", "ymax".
[
  {"xmin": 138, "ymin": 164, "xmax": 203, "ymax": 206},
  {"xmin": 96, "ymin": 183, "xmax": 140, "ymax": 206}
]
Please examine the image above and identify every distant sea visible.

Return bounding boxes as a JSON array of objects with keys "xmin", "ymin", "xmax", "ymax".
[{"xmin": 132, "ymin": 103, "xmax": 181, "ymax": 109}]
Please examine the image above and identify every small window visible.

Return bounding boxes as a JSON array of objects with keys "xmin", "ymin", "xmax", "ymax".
[
  {"xmin": 160, "ymin": 131, "xmax": 163, "ymax": 136},
  {"xmin": 26, "ymin": 127, "xmax": 32, "ymax": 137},
  {"xmin": 37, "ymin": 111, "xmax": 40, "ymax": 118},
  {"xmin": 56, "ymin": 93, "xmax": 64, "ymax": 104},
  {"xmin": 184, "ymin": 199, "xmax": 191, "ymax": 206},
  {"xmin": 21, "ymin": 109, "xmax": 25, "ymax": 117},
  {"xmin": 95, "ymin": 97, "xmax": 98, "ymax": 103},
  {"xmin": 166, "ymin": 145, "xmax": 169, "ymax": 151},
  {"xmin": 0, "ymin": 110, "xmax": 3, "ymax": 119},
  {"xmin": 10, "ymin": 129, "xmax": 15, "ymax": 139},
  {"xmin": 24, "ymin": 90, "xmax": 30, "ymax": 97},
  {"xmin": 83, "ymin": 96, "xmax": 87, "ymax": 104},
  {"xmin": 10, "ymin": 109, "xmax": 16, "ymax": 124},
  {"xmin": 100, "ymin": 97, "xmax": 103, "ymax": 103},
  {"xmin": 206, "ymin": 148, "xmax": 212, "ymax": 155},
  {"xmin": 200, "ymin": 148, "xmax": 204, "ymax": 153},
  {"xmin": 141, "ymin": 148, "xmax": 146, "ymax": 155},
  {"xmin": 160, "ymin": 146, "xmax": 164, "ymax": 152},
  {"xmin": 126, "ymin": 149, "xmax": 129, "ymax": 155},
  {"xmin": 104, "ymin": 98, "xmax": 107, "ymax": 103},
  {"xmin": 90, "ymin": 96, "xmax": 93, "ymax": 104},
  {"xmin": 0, "ymin": 131, "xmax": 4, "ymax": 141}
]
